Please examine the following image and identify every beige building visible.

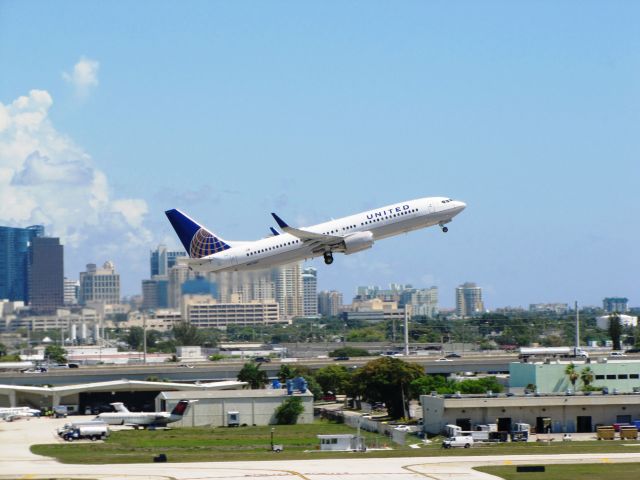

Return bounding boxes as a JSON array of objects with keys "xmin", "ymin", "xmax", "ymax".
[
  {"xmin": 182, "ymin": 294, "xmax": 283, "ymax": 328},
  {"xmin": 157, "ymin": 389, "xmax": 314, "ymax": 427},
  {"xmin": 421, "ymin": 393, "xmax": 640, "ymax": 435},
  {"xmin": 455, "ymin": 282, "xmax": 484, "ymax": 317},
  {"xmin": 79, "ymin": 261, "xmax": 120, "ymax": 305}
]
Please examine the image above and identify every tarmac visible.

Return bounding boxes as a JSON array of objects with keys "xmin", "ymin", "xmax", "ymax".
[{"xmin": 2, "ymin": 415, "xmax": 640, "ymax": 479}]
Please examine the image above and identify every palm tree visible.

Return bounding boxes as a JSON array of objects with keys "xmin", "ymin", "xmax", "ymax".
[
  {"xmin": 565, "ymin": 363, "xmax": 579, "ymax": 391},
  {"xmin": 580, "ymin": 366, "xmax": 594, "ymax": 390}
]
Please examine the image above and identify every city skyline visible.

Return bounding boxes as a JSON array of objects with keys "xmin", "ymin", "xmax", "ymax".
[{"xmin": 1, "ymin": 2, "xmax": 638, "ymax": 308}]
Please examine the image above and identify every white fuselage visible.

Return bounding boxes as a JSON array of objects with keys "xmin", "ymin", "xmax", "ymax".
[
  {"xmin": 190, "ymin": 196, "xmax": 465, "ymax": 273},
  {"xmin": 96, "ymin": 411, "xmax": 176, "ymax": 427}
]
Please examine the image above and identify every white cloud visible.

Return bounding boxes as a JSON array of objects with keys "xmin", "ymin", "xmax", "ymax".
[
  {"xmin": 62, "ymin": 57, "xmax": 100, "ymax": 97},
  {"xmin": 0, "ymin": 89, "xmax": 151, "ymax": 260}
]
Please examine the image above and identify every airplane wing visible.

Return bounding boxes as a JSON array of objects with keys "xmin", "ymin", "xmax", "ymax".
[{"xmin": 271, "ymin": 213, "xmax": 345, "ymax": 252}]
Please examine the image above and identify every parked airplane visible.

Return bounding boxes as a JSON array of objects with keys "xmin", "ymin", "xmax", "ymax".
[
  {"xmin": 166, "ymin": 196, "xmax": 466, "ymax": 273},
  {"xmin": 0, "ymin": 406, "xmax": 41, "ymax": 421},
  {"xmin": 95, "ymin": 400, "xmax": 195, "ymax": 428}
]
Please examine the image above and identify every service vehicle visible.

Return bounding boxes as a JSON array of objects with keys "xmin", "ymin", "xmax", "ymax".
[
  {"xmin": 442, "ymin": 436, "xmax": 474, "ymax": 449},
  {"xmin": 60, "ymin": 421, "xmax": 109, "ymax": 441}
]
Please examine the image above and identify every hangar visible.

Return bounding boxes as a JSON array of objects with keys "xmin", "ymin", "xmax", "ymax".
[
  {"xmin": 0, "ymin": 379, "xmax": 246, "ymax": 412},
  {"xmin": 421, "ymin": 392, "xmax": 640, "ymax": 435},
  {"xmin": 158, "ymin": 388, "xmax": 314, "ymax": 427}
]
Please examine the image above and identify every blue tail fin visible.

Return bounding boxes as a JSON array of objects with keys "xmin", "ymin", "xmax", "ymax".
[{"xmin": 165, "ymin": 209, "xmax": 231, "ymax": 258}]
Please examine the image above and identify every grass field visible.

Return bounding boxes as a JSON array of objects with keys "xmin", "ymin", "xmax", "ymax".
[
  {"xmin": 30, "ymin": 421, "xmax": 640, "ymax": 464},
  {"xmin": 475, "ymin": 463, "xmax": 640, "ymax": 479}
]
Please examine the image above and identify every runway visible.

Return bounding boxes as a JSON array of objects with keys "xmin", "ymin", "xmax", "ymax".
[{"xmin": 2, "ymin": 416, "xmax": 640, "ymax": 479}]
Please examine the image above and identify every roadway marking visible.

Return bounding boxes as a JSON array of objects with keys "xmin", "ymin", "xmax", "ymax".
[{"xmin": 402, "ymin": 462, "xmax": 473, "ymax": 479}]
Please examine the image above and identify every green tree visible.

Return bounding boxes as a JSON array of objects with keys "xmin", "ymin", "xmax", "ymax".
[
  {"xmin": 237, "ymin": 361, "xmax": 269, "ymax": 389},
  {"xmin": 350, "ymin": 357, "xmax": 424, "ymax": 419},
  {"xmin": 172, "ymin": 321, "xmax": 204, "ymax": 346},
  {"xmin": 278, "ymin": 364, "xmax": 295, "ymax": 382},
  {"xmin": 315, "ymin": 365, "xmax": 352, "ymax": 395},
  {"xmin": 328, "ymin": 346, "xmax": 370, "ymax": 357},
  {"xmin": 565, "ymin": 363, "xmax": 579, "ymax": 391},
  {"xmin": 0, "ymin": 342, "xmax": 7, "ymax": 357},
  {"xmin": 608, "ymin": 313, "xmax": 622, "ymax": 351},
  {"xmin": 274, "ymin": 396, "xmax": 305, "ymax": 425},
  {"xmin": 126, "ymin": 327, "xmax": 145, "ymax": 350},
  {"xmin": 457, "ymin": 376, "xmax": 504, "ymax": 394},
  {"xmin": 580, "ymin": 366, "xmax": 594, "ymax": 390},
  {"xmin": 45, "ymin": 345, "xmax": 67, "ymax": 364},
  {"xmin": 410, "ymin": 374, "xmax": 456, "ymax": 396}
]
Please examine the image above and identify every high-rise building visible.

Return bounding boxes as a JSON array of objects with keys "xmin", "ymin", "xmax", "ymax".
[
  {"xmin": 318, "ymin": 290, "xmax": 343, "ymax": 317},
  {"xmin": 168, "ymin": 263, "xmax": 193, "ymax": 308},
  {"xmin": 79, "ymin": 261, "xmax": 120, "ymax": 305},
  {"xmin": 400, "ymin": 287, "xmax": 438, "ymax": 317},
  {"xmin": 0, "ymin": 225, "xmax": 44, "ymax": 302},
  {"xmin": 64, "ymin": 278, "xmax": 80, "ymax": 305},
  {"xmin": 603, "ymin": 297, "xmax": 628, "ymax": 313},
  {"xmin": 28, "ymin": 237, "xmax": 64, "ymax": 313},
  {"xmin": 273, "ymin": 263, "xmax": 303, "ymax": 319},
  {"xmin": 455, "ymin": 282, "xmax": 484, "ymax": 317},
  {"xmin": 141, "ymin": 275, "xmax": 169, "ymax": 310},
  {"xmin": 302, "ymin": 267, "xmax": 318, "ymax": 317},
  {"xmin": 150, "ymin": 244, "xmax": 186, "ymax": 277}
]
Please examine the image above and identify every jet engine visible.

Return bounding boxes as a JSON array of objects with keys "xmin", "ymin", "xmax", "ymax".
[{"xmin": 343, "ymin": 231, "xmax": 374, "ymax": 254}]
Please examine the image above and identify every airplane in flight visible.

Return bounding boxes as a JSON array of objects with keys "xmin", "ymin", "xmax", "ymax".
[
  {"xmin": 166, "ymin": 196, "xmax": 466, "ymax": 273},
  {"xmin": 95, "ymin": 400, "xmax": 195, "ymax": 429}
]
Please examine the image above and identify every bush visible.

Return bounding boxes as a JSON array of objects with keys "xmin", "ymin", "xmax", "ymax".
[{"xmin": 274, "ymin": 397, "xmax": 304, "ymax": 425}]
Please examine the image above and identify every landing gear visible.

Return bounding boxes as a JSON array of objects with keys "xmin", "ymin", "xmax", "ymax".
[
  {"xmin": 323, "ymin": 252, "xmax": 334, "ymax": 265},
  {"xmin": 441, "ymin": 226, "xmax": 448, "ymax": 233}
]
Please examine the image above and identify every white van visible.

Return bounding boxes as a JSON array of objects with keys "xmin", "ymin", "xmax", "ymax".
[{"xmin": 442, "ymin": 435, "xmax": 474, "ymax": 449}]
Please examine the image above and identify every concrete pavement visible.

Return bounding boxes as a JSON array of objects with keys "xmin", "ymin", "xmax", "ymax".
[{"xmin": 2, "ymin": 415, "xmax": 640, "ymax": 479}]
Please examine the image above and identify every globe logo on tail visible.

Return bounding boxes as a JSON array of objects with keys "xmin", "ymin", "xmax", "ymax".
[{"xmin": 189, "ymin": 228, "xmax": 230, "ymax": 258}]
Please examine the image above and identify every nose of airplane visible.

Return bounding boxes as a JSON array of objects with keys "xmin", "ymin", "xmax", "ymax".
[{"xmin": 453, "ymin": 200, "xmax": 466, "ymax": 214}]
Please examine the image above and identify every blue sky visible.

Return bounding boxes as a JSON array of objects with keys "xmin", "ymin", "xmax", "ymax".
[{"xmin": 1, "ymin": 1, "xmax": 638, "ymax": 308}]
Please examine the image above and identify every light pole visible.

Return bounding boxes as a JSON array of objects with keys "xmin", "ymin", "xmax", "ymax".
[{"xmin": 270, "ymin": 427, "xmax": 275, "ymax": 451}]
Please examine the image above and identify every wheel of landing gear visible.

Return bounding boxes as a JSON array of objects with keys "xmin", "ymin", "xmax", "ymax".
[
  {"xmin": 442, "ymin": 226, "xmax": 448, "ymax": 233},
  {"xmin": 324, "ymin": 254, "xmax": 334, "ymax": 265}
]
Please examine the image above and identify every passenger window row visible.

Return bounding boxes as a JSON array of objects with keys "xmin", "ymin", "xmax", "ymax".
[
  {"xmin": 246, "ymin": 240, "xmax": 301, "ymax": 256},
  {"xmin": 360, "ymin": 208, "xmax": 418, "ymax": 226}
]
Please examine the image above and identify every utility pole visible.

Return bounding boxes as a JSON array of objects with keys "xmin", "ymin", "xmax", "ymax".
[
  {"xmin": 404, "ymin": 307, "xmax": 409, "ymax": 356},
  {"xmin": 143, "ymin": 315, "xmax": 147, "ymax": 365},
  {"xmin": 575, "ymin": 300, "xmax": 580, "ymax": 355}
]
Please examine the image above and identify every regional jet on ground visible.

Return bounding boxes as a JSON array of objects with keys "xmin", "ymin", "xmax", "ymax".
[
  {"xmin": 166, "ymin": 196, "xmax": 466, "ymax": 273},
  {"xmin": 95, "ymin": 400, "xmax": 194, "ymax": 428},
  {"xmin": 0, "ymin": 407, "xmax": 41, "ymax": 421}
]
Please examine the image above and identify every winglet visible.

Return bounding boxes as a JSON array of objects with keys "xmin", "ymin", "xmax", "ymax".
[
  {"xmin": 271, "ymin": 212, "xmax": 289, "ymax": 229},
  {"xmin": 269, "ymin": 227, "xmax": 280, "ymax": 236}
]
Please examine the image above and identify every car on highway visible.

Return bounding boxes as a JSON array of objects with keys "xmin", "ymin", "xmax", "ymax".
[
  {"xmin": 254, "ymin": 357, "xmax": 271, "ymax": 363},
  {"xmin": 435, "ymin": 358, "xmax": 452, "ymax": 362},
  {"xmin": 445, "ymin": 353, "xmax": 461, "ymax": 359},
  {"xmin": 333, "ymin": 356, "xmax": 350, "ymax": 361}
]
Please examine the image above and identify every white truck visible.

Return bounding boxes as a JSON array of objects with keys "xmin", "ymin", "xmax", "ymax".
[
  {"xmin": 519, "ymin": 347, "xmax": 589, "ymax": 360},
  {"xmin": 60, "ymin": 421, "xmax": 109, "ymax": 441},
  {"xmin": 442, "ymin": 436, "xmax": 474, "ymax": 449}
]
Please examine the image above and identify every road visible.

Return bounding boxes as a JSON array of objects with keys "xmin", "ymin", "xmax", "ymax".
[
  {"xmin": 2, "ymin": 415, "xmax": 640, "ymax": 479},
  {"xmin": 0, "ymin": 354, "xmax": 516, "ymax": 386}
]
